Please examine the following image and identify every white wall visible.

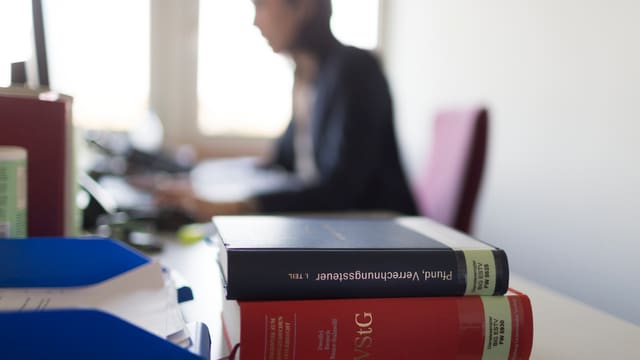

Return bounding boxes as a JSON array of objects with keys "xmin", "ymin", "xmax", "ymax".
[{"xmin": 382, "ymin": 0, "xmax": 640, "ymax": 324}]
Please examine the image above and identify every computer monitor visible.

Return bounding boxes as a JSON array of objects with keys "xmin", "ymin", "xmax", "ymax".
[
  {"xmin": 10, "ymin": 0, "xmax": 49, "ymax": 88},
  {"xmin": 30, "ymin": 0, "xmax": 49, "ymax": 88}
]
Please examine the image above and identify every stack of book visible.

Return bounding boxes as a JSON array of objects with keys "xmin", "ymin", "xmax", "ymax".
[{"xmin": 214, "ymin": 216, "xmax": 533, "ymax": 359}]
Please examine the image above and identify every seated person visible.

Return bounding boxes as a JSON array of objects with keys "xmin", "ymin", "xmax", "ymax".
[{"xmin": 148, "ymin": 0, "xmax": 417, "ymax": 221}]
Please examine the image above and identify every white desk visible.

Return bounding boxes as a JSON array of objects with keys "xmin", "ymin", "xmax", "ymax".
[
  {"xmin": 154, "ymin": 239, "xmax": 640, "ymax": 360},
  {"xmin": 152, "ymin": 238, "xmax": 227, "ymax": 359},
  {"xmin": 510, "ymin": 274, "xmax": 640, "ymax": 359}
]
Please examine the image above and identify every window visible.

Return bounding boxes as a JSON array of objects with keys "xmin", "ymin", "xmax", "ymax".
[
  {"xmin": 43, "ymin": 0, "xmax": 149, "ymax": 131},
  {"xmin": 0, "ymin": 1, "xmax": 32, "ymax": 87},
  {"xmin": 197, "ymin": 0, "xmax": 381, "ymax": 138},
  {"xmin": 331, "ymin": 0, "xmax": 380, "ymax": 50},
  {"xmin": 3, "ymin": 1, "xmax": 381, "ymax": 142},
  {"xmin": 198, "ymin": 0, "xmax": 292, "ymax": 138}
]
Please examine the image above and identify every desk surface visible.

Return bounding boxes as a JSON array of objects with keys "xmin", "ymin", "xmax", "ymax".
[
  {"xmin": 510, "ymin": 275, "xmax": 640, "ymax": 359},
  {"xmin": 152, "ymin": 238, "xmax": 227, "ymax": 359},
  {"xmin": 153, "ymin": 238, "xmax": 640, "ymax": 360}
]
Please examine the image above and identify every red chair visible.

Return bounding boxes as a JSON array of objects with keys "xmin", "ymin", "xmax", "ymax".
[{"xmin": 413, "ymin": 107, "xmax": 489, "ymax": 233}]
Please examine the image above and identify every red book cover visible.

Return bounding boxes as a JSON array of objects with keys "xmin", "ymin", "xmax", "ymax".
[
  {"xmin": 222, "ymin": 289, "xmax": 533, "ymax": 360},
  {"xmin": 0, "ymin": 88, "xmax": 75, "ymax": 236}
]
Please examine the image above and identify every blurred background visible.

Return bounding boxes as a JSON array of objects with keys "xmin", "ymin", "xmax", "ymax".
[{"xmin": 1, "ymin": 0, "xmax": 638, "ymax": 325}]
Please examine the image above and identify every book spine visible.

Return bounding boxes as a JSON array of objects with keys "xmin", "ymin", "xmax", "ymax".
[
  {"xmin": 226, "ymin": 249, "xmax": 509, "ymax": 300},
  {"xmin": 231, "ymin": 293, "xmax": 532, "ymax": 360}
]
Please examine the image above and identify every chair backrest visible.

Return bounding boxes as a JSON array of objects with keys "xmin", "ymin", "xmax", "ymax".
[{"xmin": 413, "ymin": 107, "xmax": 488, "ymax": 233}]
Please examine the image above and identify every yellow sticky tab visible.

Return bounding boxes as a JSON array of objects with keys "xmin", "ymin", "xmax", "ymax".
[{"xmin": 177, "ymin": 223, "xmax": 205, "ymax": 244}]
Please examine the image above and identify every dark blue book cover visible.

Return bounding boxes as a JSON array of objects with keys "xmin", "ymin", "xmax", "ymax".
[{"xmin": 213, "ymin": 216, "xmax": 509, "ymax": 300}]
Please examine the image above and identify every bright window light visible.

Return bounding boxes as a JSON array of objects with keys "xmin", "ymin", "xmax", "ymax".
[
  {"xmin": 198, "ymin": 0, "xmax": 293, "ymax": 138},
  {"xmin": 0, "ymin": 1, "xmax": 33, "ymax": 87},
  {"xmin": 332, "ymin": 0, "xmax": 380, "ymax": 50},
  {"xmin": 43, "ymin": 0, "xmax": 149, "ymax": 130}
]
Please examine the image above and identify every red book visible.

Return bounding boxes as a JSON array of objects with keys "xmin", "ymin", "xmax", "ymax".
[
  {"xmin": 222, "ymin": 289, "xmax": 533, "ymax": 360},
  {"xmin": 0, "ymin": 87, "xmax": 76, "ymax": 236}
]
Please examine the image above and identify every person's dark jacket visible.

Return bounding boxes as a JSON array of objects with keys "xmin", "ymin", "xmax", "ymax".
[{"xmin": 256, "ymin": 45, "xmax": 417, "ymax": 215}]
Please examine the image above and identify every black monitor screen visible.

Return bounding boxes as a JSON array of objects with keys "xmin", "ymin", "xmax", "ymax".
[{"xmin": 31, "ymin": 0, "xmax": 49, "ymax": 88}]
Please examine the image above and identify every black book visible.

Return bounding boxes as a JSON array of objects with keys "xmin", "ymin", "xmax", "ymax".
[{"xmin": 213, "ymin": 216, "xmax": 509, "ymax": 300}]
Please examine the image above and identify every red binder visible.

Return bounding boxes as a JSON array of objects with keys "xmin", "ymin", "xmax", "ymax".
[{"xmin": 0, "ymin": 87, "xmax": 75, "ymax": 236}]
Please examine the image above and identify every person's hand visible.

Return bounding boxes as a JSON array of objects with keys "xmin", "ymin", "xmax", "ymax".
[
  {"xmin": 153, "ymin": 178, "xmax": 197, "ymax": 214},
  {"xmin": 128, "ymin": 173, "xmax": 258, "ymax": 221},
  {"xmin": 127, "ymin": 173, "xmax": 191, "ymax": 194},
  {"xmin": 180, "ymin": 198, "xmax": 258, "ymax": 221},
  {"xmin": 127, "ymin": 173, "xmax": 201, "ymax": 218}
]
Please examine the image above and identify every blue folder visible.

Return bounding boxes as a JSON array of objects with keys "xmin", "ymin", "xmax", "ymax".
[{"xmin": 0, "ymin": 237, "xmax": 210, "ymax": 360}]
